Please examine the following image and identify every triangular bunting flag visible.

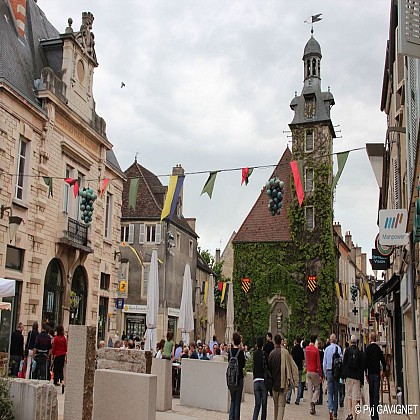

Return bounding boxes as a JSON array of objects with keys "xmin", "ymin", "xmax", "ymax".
[
  {"xmin": 218, "ymin": 281, "xmax": 223, "ymax": 291},
  {"xmin": 221, "ymin": 282, "xmax": 227, "ymax": 303},
  {"xmin": 290, "ymin": 160, "xmax": 304, "ymax": 206},
  {"xmin": 201, "ymin": 171, "xmax": 218, "ymax": 198},
  {"xmin": 332, "ymin": 151, "xmax": 350, "ymax": 190},
  {"xmin": 241, "ymin": 167, "xmax": 253, "ymax": 185},
  {"xmin": 64, "ymin": 178, "xmax": 79, "ymax": 198},
  {"xmin": 203, "ymin": 280, "xmax": 209, "ymax": 303},
  {"xmin": 43, "ymin": 176, "xmax": 53, "ymax": 198},
  {"xmin": 129, "ymin": 178, "xmax": 140, "ymax": 210},
  {"xmin": 335, "ymin": 282, "xmax": 341, "ymax": 300},
  {"xmin": 100, "ymin": 178, "xmax": 109, "ymax": 197},
  {"xmin": 161, "ymin": 175, "xmax": 185, "ymax": 221}
]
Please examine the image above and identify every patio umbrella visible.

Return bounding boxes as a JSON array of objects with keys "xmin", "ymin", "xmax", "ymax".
[
  {"xmin": 225, "ymin": 281, "xmax": 234, "ymax": 344},
  {"xmin": 206, "ymin": 274, "xmax": 215, "ymax": 344},
  {"xmin": 178, "ymin": 263, "xmax": 194, "ymax": 345},
  {"xmin": 0, "ymin": 278, "xmax": 15, "ymax": 298},
  {"xmin": 144, "ymin": 250, "xmax": 159, "ymax": 353},
  {"xmin": 0, "ymin": 302, "xmax": 11, "ymax": 310}
]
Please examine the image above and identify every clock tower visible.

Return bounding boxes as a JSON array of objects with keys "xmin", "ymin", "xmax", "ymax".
[{"xmin": 288, "ymin": 30, "xmax": 337, "ymax": 336}]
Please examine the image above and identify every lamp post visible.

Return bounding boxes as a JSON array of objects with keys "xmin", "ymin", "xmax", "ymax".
[{"xmin": 0, "ymin": 205, "xmax": 23, "ymax": 243}]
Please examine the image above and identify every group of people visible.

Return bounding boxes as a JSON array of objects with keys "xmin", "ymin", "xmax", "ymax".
[
  {"xmin": 9, "ymin": 321, "xmax": 67, "ymax": 393},
  {"xmin": 226, "ymin": 331, "xmax": 387, "ymax": 420},
  {"xmin": 323, "ymin": 332, "xmax": 387, "ymax": 420}
]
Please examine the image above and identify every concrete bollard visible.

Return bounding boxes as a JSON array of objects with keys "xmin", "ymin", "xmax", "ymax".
[{"xmin": 151, "ymin": 358, "xmax": 172, "ymax": 411}]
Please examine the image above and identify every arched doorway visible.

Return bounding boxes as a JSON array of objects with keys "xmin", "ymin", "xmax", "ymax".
[
  {"xmin": 70, "ymin": 266, "xmax": 87, "ymax": 325},
  {"xmin": 42, "ymin": 259, "xmax": 64, "ymax": 328}
]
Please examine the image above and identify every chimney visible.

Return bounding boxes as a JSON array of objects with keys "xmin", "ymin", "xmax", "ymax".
[
  {"xmin": 185, "ymin": 218, "xmax": 196, "ymax": 232},
  {"xmin": 333, "ymin": 222, "xmax": 342, "ymax": 238},
  {"xmin": 8, "ymin": 0, "xmax": 26, "ymax": 38},
  {"xmin": 345, "ymin": 231, "xmax": 353, "ymax": 248},
  {"xmin": 171, "ymin": 164, "xmax": 184, "ymax": 216},
  {"xmin": 215, "ymin": 249, "xmax": 221, "ymax": 264}
]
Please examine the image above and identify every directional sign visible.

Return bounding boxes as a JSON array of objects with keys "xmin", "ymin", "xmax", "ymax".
[{"xmin": 119, "ymin": 281, "xmax": 127, "ymax": 293}]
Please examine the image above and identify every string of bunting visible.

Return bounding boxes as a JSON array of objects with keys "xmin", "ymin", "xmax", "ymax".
[{"xmin": 5, "ymin": 146, "xmax": 364, "ymax": 212}]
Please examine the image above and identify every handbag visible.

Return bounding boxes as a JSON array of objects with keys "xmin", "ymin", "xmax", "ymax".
[{"xmin": 263, "ymin": 352, "xmax": 273, "ymax": 391}]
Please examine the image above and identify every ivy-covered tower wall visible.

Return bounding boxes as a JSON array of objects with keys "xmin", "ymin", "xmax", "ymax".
[{"xmin": 288, "ymin": 31, "xmax": 337, "ymax": 339}]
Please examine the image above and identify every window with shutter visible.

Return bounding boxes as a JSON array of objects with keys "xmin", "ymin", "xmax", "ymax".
[
  {"xmin": 305, "ymin": 206, "xmax": 314, "ymax": 231},
  {"xmin": 305, "ymin": 168, "xmax": 314, "ymax": 192},
  {"xmin": 142, "ymin": 264, "xmax": 150, "ymax": 298},
  {"xmin": 305, "ymin": 130, "xmax": 314, "ymax": 152},
  {"xmin": 128, "ymin": 224, "xmax": 134, "ymax": 244},
  {"xmin": 398, "ymin": 0, "xmax": 420, "ymax": 59},
  {"xmin": 392, "ymin": 157, "xmax": 401, "ymax": 208},
  {"xmin": 155, "ymin": 223, "xmax": 162, "ymax": 244},
  {"xmin": 139, "ymin": 224, "xmax": 145, "ymax": 244}
]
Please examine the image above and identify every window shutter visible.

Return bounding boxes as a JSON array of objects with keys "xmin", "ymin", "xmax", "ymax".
[
  {"xmin": 305, "ymin": 206, "xmax": 314, "ymax": 230},
  {"xmin": 305, "ymin": 168, "xmax": 314, "ymax": 191},
  {"xmin": 155, "ymin": 223, "xmax": 162, "ymax": 244},
  {"xmin": 139, "ymin": 223, "xmax": 145, "ymax": 244},
  {"xmin": 398, "ymin": 0, "xmax": 420, "ymax": 59},
  {"xmin": 128, "ymin": 224, "xmax": 134, "ymax": 244},
  {"xmin": 392, "ymin": 158, "xmax": 401, "ymax": 208}
]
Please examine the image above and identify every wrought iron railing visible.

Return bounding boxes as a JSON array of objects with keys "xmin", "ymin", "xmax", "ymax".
[{"xmin": 67, "ymin": 217, "xmax": 88, "ymax": 246}]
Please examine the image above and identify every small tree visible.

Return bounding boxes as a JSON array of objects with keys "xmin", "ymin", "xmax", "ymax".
[{"xmin": 0, "ymin": 378, "xmax": 14, "ymax": 420}]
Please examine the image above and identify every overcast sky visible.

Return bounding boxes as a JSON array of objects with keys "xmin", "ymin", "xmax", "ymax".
[{"xmin": 39, "ymin": 1, "xmax": 390, "ymax": 269}]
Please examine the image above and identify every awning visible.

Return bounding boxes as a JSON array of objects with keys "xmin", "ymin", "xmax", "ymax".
[{"xmin": 372, "ymin": 274, "xmax": 400, "ymax": 303}]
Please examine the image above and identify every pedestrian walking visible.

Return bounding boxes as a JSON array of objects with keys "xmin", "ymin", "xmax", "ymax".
[
  {"xmin": 364, "ymin": 332, "xmax": 387, "ymax": 420},
  {"xmin": 342, "ymin": 335, "xmax": 364, "ymax": 420},
  {"xmin": 305, "ymin": 335, "xmax": 322, "ymax": 415},
  {"xmin": 317, "ymin": 340, "xmax": 324, "ymax": 405},
  {"xmin": 9, "ymin": 322, "xmax": 24, "ymax": 377},
  {"xmin": 286, "ymin": 337, "xmax": 305, "ymax": 404},
  {"xmin": 227, "ymin": 331, "xmax": 245, "ymax": 420},
  {"xmin": 252, "ymin": 337, "xmax": 268, "ymax": 420},
  {"xmin": 323, "ymin": 333, "xmax": 342, "ymax": 420},
  {"xmin": 51, "ymin": 325, "xmax": 67, "ymax": 392},
  {"xmin": 25, "ymin": 321, "xmax": 39, "ymax": 379},
  {"xmin": 268, "ymin": 334, "xmax": 299, "ymax": 420}
]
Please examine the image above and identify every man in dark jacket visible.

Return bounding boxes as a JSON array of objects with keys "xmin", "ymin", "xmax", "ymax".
[
  {"xmin": 364, "ymin": 332, "xmax": 387, "ymax": 420},
  {"xmin": 342, "ymin": 335, "xmax": 364, "ymax": 420},
  {"xmin": 25, "ymin": 321, "xmax": 39, "ymax": 379},
  {"xmin": 286, "ymin": 338, "xmax": 304, "ymax": 404},
  {"xmin": 33, "ymin": 322, "xmax": 52, "ymax": 380},
  {"xmin": 9, "ymin": 322, "xmax": 24, "ymax": 377}
]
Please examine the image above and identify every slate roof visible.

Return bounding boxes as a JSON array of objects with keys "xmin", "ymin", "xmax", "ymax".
[
  {"xmin": 303, "ymin": 35, "xmax": 322, "ymax": 59},
  {"xmin": 121, "ymin": 161, "xmax": 198, "ymax": 238},
  {"xmin": 0, "ymin": 0, "xmax": 59, "ymax": 107},
  {"xmin": 233, "ymin": 148, "xmax": 292, "ymax": 243},
  {"xmin": 0, "ymin": 0, "xmax": 122, "ymax": 171}
]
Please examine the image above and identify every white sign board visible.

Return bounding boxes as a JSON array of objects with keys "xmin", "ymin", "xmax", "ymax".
[{"xmin": 379, "ymin": 209, "xmax": 408, "ymax": 245}]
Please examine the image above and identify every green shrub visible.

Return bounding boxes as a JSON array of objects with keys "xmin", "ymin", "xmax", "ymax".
[{"xmin": 0, "ymin": 377, "xmax": 14, "ymax": 420}]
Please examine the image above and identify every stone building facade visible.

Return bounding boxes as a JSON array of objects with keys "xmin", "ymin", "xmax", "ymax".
[
  {"xmin": 0, "ymin": 1, "xmax": 124, "ymax": 346},
  {"xmin": 119, "ymin": 161, "xmax": 198, "ymax": 342}
]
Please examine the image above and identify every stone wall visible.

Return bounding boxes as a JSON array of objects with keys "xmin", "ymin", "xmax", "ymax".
[
  {"xmin": 96, "ymin": 348, "xmax": 152, "ymax": 374},
  {"xmin": 9, "ymin": 378, "xmax": 58, "ymax": 420}
]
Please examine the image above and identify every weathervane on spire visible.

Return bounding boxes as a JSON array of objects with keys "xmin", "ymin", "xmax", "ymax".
[{"xmin": 304, "ymin": 13, "xmax": 322, "ymax": 34}]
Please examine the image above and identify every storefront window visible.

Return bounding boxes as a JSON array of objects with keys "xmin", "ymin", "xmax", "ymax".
[{"xmin": 42, "ymin": 259, "xmax": 64, "ymax": 329}]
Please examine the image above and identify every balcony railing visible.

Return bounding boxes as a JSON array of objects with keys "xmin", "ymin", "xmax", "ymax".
[{"xmin": 67, "ymin": 217, "xmax": 88, "ymax": 246}]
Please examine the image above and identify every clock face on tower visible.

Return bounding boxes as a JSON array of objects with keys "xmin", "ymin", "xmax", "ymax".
[{"xmin": 304, "ymin": 98, "xmax": 316, "ymax": 119}]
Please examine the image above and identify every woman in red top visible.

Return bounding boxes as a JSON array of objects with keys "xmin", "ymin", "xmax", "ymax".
[{"xmin": 51, "ymin": 325, "xmax": 67, "ymax": 388}]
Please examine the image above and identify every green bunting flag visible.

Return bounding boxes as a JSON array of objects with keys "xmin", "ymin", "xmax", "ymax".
[
  {"xmin": 42, "ymin": 176, "xmax": 53, "ymax": 198},
  {"xmin": 129, "ymin": 178, "xmax": 140, "ymax": 210},
  {"xmin": 332, "ymin": 151, "xmax": 350, "ymax": 190},
  {"xmin": 201, "ymin": 171, "xmax": 218, "ymax": 198}
]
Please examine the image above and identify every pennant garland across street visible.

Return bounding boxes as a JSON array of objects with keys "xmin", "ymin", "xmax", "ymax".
[{"xmin": 241, "ymin": 277, "xmax": 250, "ymax": 293}]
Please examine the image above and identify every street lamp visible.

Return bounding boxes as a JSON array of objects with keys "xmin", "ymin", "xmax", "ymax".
[{"xmin": 1, "ymin": 205, "xmax": 23, "ymax": 243}]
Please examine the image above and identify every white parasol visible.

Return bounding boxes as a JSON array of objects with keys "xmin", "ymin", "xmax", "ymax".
[
  {"xmin": 144, "ymin": 250, "xmax": 159, "ymax": 353},
  {"xmin": 206, "ymin": 274, "xmax": 215, "ymax": 344},
  {"xmin": 225, "ymin": 281, "xmax": 234, "ymax": 344},
  {"xmin": 178, "ymin": 263, "xmax": 194, "ymax": 345}
]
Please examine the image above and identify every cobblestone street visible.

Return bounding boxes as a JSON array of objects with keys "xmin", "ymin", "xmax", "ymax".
[{"xmin": 57, "ymin": 386, "xmax": 411, "ymax": 420}]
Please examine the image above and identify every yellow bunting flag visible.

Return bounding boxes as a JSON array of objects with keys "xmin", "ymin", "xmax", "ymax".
[
  {"xmin": 203, "ymin": 281, "xmax": 209, "ymax": 303},
  {"xmin": 335, "ymin": 282, "xmax": 341, "ymax": 300},
  {"xmin": 221, "ymin": 282, "xmax": 227, "ymax": 303}
]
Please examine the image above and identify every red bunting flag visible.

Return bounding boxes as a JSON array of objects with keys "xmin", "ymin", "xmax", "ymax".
[
  {"xmin": 218, "ymin": 281, "xmax": 223, "ymax": 291},
  {"xmin": 100, "ymin": 178, "xmax": 109, "ymax": 197},
  {"xmin": 64, "ymin": 178, "xmax": 79, "ymax": 198},
  {"xmin": 241, "ymin": 167, "xmax": 253, "ymax": 185},
  {"xmin": 290, "ymin": 160, "xmax": 304, "ymax": 206}
]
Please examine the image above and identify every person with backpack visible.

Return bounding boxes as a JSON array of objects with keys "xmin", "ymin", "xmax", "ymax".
[
  {"xmin": 342, "ymin": 335, "xmax": 364, "ymax": 420},
  {"xmin": 323, "ymin": 333, "xmax": 343, "ymax": 420},
  {"xmin": 227, "ymin": 331, "xmax": 245, "ymax": 420},
  {"xmin": 252, "ymin": 337, "xmax": 269, "ymax": 420}
]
